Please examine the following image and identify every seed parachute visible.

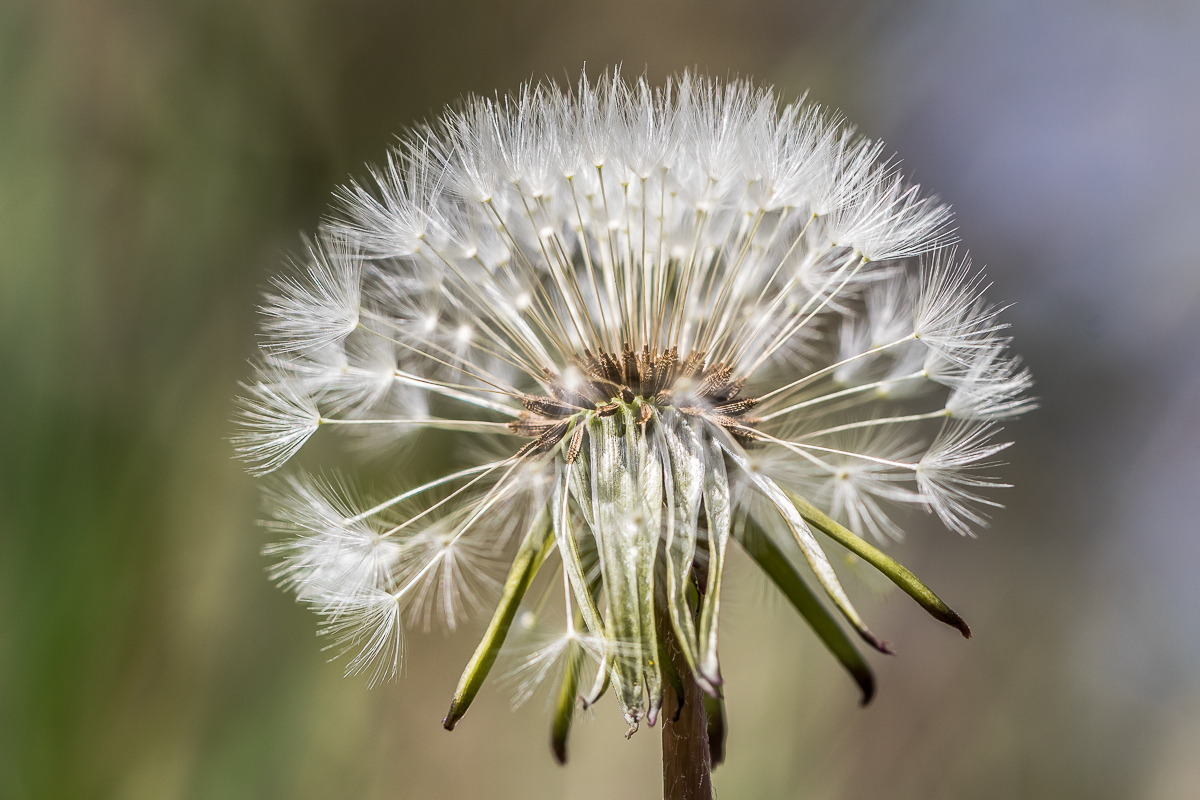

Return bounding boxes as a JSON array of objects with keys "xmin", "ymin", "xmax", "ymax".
[{"xmin": 234, "ymin": 70, "xmax": 1032, "ymax": 755}]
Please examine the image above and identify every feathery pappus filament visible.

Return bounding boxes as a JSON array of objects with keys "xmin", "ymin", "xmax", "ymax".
[{"xmin": 234, "ymin": 70, "xmax": 1032, "ymax": 750}]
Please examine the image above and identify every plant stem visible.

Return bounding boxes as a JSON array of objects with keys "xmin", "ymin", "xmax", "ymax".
[{"xmin": 660, "ymin": 619, "xmax": 713, "ymax": 800}]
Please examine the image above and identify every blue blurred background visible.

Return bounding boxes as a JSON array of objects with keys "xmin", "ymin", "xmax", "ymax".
[{"xmin": 3, "ymin": 0, "xmax": 1199, "ymax": 797}]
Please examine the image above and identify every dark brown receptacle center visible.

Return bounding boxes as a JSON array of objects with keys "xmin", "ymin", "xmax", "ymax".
[{"xmin": 509, "ymin": 345, "xmax": 761, "ymax": 458}]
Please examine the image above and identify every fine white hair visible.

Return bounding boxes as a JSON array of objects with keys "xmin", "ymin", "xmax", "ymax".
[{"xmin": 235, "ymin": 70, "xmax": 1033, "ymax": 724}]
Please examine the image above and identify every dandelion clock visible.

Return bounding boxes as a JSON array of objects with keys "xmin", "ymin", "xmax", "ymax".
[{"xmin": 234, "ymin": 71, "xmax": 1032, "ymax": 798}]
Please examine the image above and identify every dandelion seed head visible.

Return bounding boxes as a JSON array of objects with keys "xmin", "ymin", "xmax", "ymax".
[{"xmin": 235, "ymin": 70, "xmax": 1031, "ymax": 733}]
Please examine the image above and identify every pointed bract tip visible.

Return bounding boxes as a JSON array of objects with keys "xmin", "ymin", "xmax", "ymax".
[
  {"xmin": 699, "ymin": 669, "xmax": 725, "ymax": 690},
  {"xmin": 931, "ymin": 606, "xmax": 972, "ymax": 638},
  {"xmin": 695, "ymin": 675, "xmax": 721, "ymax": 698},
  {"xmin": 551, "ymin": 737, "xmax": 568, "ymax": 765},
  {"xmin": 856, "ymin": 669, "xmax": 877, "ymax": 707},
  {"xmin": 860, "ymin": 630, "xmax": 895, "ymax": 656}
]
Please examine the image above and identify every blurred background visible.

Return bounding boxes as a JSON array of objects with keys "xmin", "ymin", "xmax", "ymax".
[{"xmin": 3, "ymin": 0, "xmax": 1199, "ymax": 797}]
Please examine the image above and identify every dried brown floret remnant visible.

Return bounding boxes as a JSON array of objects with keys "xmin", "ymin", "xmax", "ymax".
[{"xmin": 510, "ymin": 345, "xmax": 761, "ymax": 458}]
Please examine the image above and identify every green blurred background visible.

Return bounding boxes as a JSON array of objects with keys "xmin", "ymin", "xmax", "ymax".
[{"xmin": 4, "ymin": 0, "xmax": 1200, "ymax": 797}]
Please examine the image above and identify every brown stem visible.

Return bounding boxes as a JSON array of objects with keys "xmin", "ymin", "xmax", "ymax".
[{"xmin": 660, "ymin": 620, "xmax": 713, "ymax": 800}]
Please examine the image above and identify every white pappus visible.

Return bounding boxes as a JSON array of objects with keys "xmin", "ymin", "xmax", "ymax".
[{"xmin": 233, "ymin": 70, "xmax": 1033, "ymax": 741}]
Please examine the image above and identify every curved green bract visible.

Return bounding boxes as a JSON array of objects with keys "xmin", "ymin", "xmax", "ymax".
[
  {"xmin": 550, "ymin": 640, "xmax": 582, "ymax": 765},
  {"xmin": 443, "ymin": 508, "xmax": 556, "ymax": 731},
  {"xmin": 739, "ymin": 518, "xmax": 875, "ymax": 705},
  {"xmin": 784, "ymin": 489, "xmax": 972, "ymax": 638}
]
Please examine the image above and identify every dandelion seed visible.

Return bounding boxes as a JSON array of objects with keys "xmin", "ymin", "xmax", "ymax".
[
  {"xmin": 232, "ymin": 377, "xmax": 321, "ymax": 475},
  {"xmin": 944, "ymin": 345, "xmax": 1037, "ymax": 421},
  {"xmin": 916, "ymin": 422, "xmax": 1013, "ymax": 536},
  {"xmin": 234, "ymin": 70, "xmax": 1031, "ymax": 774},
  {"xmin": 263, "ymin": 473, "xmax": 401, "ymax": 602},
  {"xmin": 502, "ymin": 614, "xmax": 607, "ymax": 711},
  {"xmin": 260, "ymin": 233, "xmax": 362, "ymax": 354},
  {"xmin": 319, "ymin": 588, "xmax": 404, "ymax": 688}
]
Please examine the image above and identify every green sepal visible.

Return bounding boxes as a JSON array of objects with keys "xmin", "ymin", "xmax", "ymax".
[
  {"xmin": 784, "ymin": 490, "xmax": 971, "ymax": 638},
  {"xmin": 657, "ymin": 615, "xmax": 687, "ymax": 719},
  {"xmin": 550, "ymin": 632, "xmax": 582, "ymax": 765},
  {"xmin": 696, "ymin": 434, "xmax": 731, "ymax": 687},
  {"xmin": 581, "ymin": 652, "xmax": 611, "ymax": 707},
  {"xmin": 659, "ymin": 418, "xmax": 708, "ymax": 694},
  {"xmin": 629, "ymin": 407, "xmax": 665, "ymax": 725},
  {"xmin": 443, "ymin": 508, "xmax": 556, "ymax": 730},
  {"xmin": 739, "ymin": 517, "xmax": 875, "ymax": 705},
  {"xmin": 721, "ymin": 443, "xmax": 890, "ymax": 655},
  {"xmin": 581, "ymin": 566, "xmax": 611, "ymax": 707},
  {"xmin": 703, "ymin": 693, "xmax": 727, "ymax": 767}
]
